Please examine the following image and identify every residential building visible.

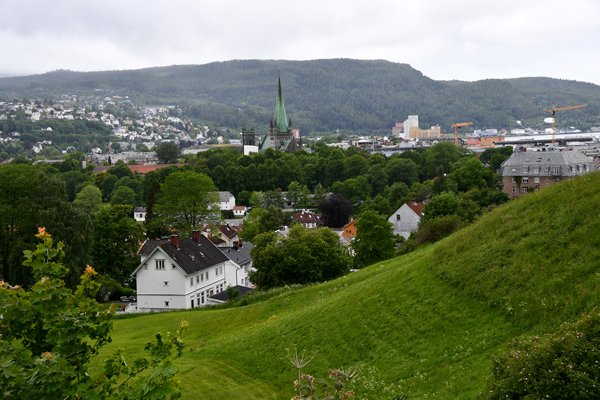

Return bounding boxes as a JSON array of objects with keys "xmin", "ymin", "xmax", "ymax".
[
  {"xmin": 388, "ymin": 202, "xmax": 424, "ymax": 239},
  {"xmin": 133, "ymin": 231, "xmax": 252, "ymax": 311},
  {"xmin": 232, "ymin": 205, "xmax": 247, "ymax": 217},
  {"xmin": 500, "ymin": 148, "xmax": 596, "ymax": 198},
  {"xmin": 291, "ymin": 210, "xmax": 321, "ymax": 228},
  {"xmin": 133, "ymin": 206, "xmax": 147, "ymax": 222},
  {"xmin": 342, "ymin": 219, "xmax": 357, "ymax": 240},
  {"xmin": 218, "ymin": 191, "xmax": 236, "ymax": 211}
]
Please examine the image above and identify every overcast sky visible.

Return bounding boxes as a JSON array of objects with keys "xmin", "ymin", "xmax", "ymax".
[{"xmin": 1, "ymin": 0, "xmax": 599, "ymax": 84}]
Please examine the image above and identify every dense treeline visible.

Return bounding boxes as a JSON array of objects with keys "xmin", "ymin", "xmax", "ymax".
[{"xmin": 1, "ymin": 59, "xmax": 599, "ymax": 132}]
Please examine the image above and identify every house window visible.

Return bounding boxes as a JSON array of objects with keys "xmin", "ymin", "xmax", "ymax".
[
  {"xmin": 534, "ymin": 177, "xmax": 540, "ymax": 184},
  {"xmin": 163, "ymin": 281, "xmax": 169, "ymax": 286},
  {"xmin": 512, "ymin": 187, "xmax": 516, "ymax": 193},
  {"xmin": 522, "ymin": 187, "xmax": 528, "ymax": 193},
  {"xmin": 205, "ymin": 271, "xmax": 209, "ymax": 281},
  {"xmin": 522, "ymin": 177, "xmax": 529, "ymax": 184},
  {"xmin": 201, "ymin": 291, "xmax": 205, "ymax": 304},
  {"xmin": 521, "ymin": 167, "xmax": 528, "ymax": 173},
  {"xmin": 551, "ymin": 167, "xmax": 559, "ymax": 174},
  {"xmin": 511, "ymin": 177, "xmax": 516, "ymax": 184},
  {"xmin": 200, "ymin": 273, "xmax": 204, "ymax": 283},
  {"xmin": 532, "ymin": 167, "xmax": 540, "ymax": 174},
  {"xmin": 396, "ymin": 214, "xmax": 401, "ymax": 221},
  {"xmin": 172, "ymin": 264, "xmax": 176, "ymax": 269},
  {"xmin": 511, "ymin": 168, "xmax": 517, "ymax": 173},
  {"xmin": 196, "ymin": 275, "xmax": 199, "ymax": 283},
  {"xmin": 164, "ymin": 301, "xmax": 169, "ymax": 307},
  {"xmin": 190, "ymin": 278, "xmax": 194, "ymax": 286},
  {"xmin": 155, "ymin": 259, "xmax": 165, "ymax": 270}
]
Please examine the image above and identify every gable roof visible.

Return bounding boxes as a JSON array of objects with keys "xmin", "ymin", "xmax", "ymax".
[
  {"xmin": 292, "ymin": 210, "xmax": 320, "ymax": 224},
  {"xmin": 406, "ymin": 202, "xmax": 425, "ymax": 216},
  {"xmin": 219, "ymin": 224, "xmax": 239, "ymax": 239},
  {"xmin": 218, "ymin": 191, "xmax": 234, "ymax": 202},
  {"xmin": 136, "ymin": 236, "xmax": 229, "ymax": 275},
  {"xmin": 220, "ymin": 242, "xmax": 254, "ymax": 267}
]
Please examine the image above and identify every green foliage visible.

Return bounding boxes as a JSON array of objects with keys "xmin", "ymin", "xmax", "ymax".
[
  {"xmin": 155, "ymin": 142, "xmax": 181, "ymax": 164},
  {"xmin": 250, "ymin": 225, "xmax": 350, "ymax": 289},
  {"xmin": 422, "ymin": 191, "xmax": 480, "ymax": 223},
  {"xmin": 154, "ymin": 171, "xmax": 218, "ymax": 232},
  {"xmin": 352, "ymin": 210, "xmax": 396, "ymax": 268},
  {"xmin": 416, "ymin": 215, "xmax": 463, "ymax": 244},
  {"xmin": 482, "ymin": 309, "xmax": 600, "ymax": 399},
  {"xmin": 74, "ymin": 184, "xmax": 103, "ymax": 214},
  {"xmin": 240, "ymin": 206, "xmax": 284, "ymax": 242},
  {"xmin": 92, "ymin": 205, "xmax": 144, "ymax": 282},
  {"xmin": 110, "ymin": 185, "xmax": 137, "ymax": 207},
  {"xmin": 447, "ymin": 157, "xmax": 496, "ymax": 192}
]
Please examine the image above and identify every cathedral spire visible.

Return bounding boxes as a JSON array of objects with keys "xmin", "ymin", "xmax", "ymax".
[{"xmin": 273, "ymin": 74, "xmax": 290, "ymax": 133}]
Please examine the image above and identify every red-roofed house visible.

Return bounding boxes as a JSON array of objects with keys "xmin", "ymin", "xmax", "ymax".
[
  {"xmin": 291, "ymin": 210, "xmax": 321, "ymax": 229},
  {"xmin": 388, "ymin": 201, "xmax": 424, "ymax": 239}
]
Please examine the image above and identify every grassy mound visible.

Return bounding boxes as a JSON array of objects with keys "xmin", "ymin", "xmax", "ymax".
[{"xmin": 100, "ymin": 172, "xmax": 600, "ymax": 399}]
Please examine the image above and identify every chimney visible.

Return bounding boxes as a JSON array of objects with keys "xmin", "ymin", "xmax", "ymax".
[
  {"xmin": 192, "ymin": 230, "xmax": 201, "ymax": 243},
  {"xmin": 170, "ymin": 234, "xmax": 180, "ymax": 249}
]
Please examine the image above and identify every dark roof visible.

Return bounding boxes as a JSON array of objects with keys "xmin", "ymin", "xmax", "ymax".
[
  {"xmin": 220, "ymin": 242, "xmax": 254, "ymax": 267},
  {"xmin": 406, "ymin": 202, "xmax": 425, "ymax": 216},
  {"xmin": 138, "ymin": 239, "xmax": 166, "ymax": 256},
  {"xmin": 292, "ymin": 210, "xmax": 320, "ymax": 224},
  {"xmin": 501, "ymin": 149, "xmax": 595, "ymax": 177},
  {"xmin": 209, "ymin": 285, "xmax": 254, "ymax": 302},
  {"xmin": 219, "ymin": 224, "xmax": 238, "ymax": 239},
  {"xmin": 139, "ymin": 236, "xmax": 229, "ymax": 275},
  {"xmin": 134, "ymin": 206, "xmax": 146, "ymax": 213}
]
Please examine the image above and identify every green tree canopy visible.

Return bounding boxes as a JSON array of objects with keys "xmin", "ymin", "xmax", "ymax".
[
  {"xmin": 73, "ymin": 184, "xmax": 103, "ymax": 215},
  {"xmin": 0, "ymin": 229, "xmax": 186, "ymax": 399},
  {"xmin": 109, "ymin": 186, "xmax": 137, "ymax": 207},
  {"xmin": 154, "ymin": 171, "xmax": 218, "ymax": 232},
  {"xmin": 92, "ymin": 204, "xmax": 144, "ymax": 282},
  {"xmin": 352, "ymin": 210, "xmax": 396, "ymax": 268},
  {"xmin": 155, "ymin": 141, "xmax": 181, "ymax": 164},
  {"xmin": 250, "ymin": 225, "xmax": 350, "ymax": 289}
]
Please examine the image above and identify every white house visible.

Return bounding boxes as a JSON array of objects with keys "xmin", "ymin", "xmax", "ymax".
[
  {"xmin": 388, "ymin": 202, "xmax": 424, "ymax": 239},
  {"xmin": 218, "ymin": 191, "xmax": 236, "ymax": 211},
  {"xmin": 232, "ymin": 205, "xmax": 247, "ymax": 217},
  {"xmin": 132, "ymin": 231, "xmax": 252, "ymax": 311},
  {"xmin": 291, "ymin": 210, "xmax": 321, "ymax": 228},
  {"xmin": 133, "ymin": 206, "xmax": 147, "ymax": 222}
]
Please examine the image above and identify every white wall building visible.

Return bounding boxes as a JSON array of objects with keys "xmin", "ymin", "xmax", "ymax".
[
  {"xmin": 403, "ymin": 115, "xmax": 419, "ymax": 140},
  {"xmin": 133, "ymin": 232, "xmax": 252, "ymax": 312},
  {"xmin": 218, "ymin": 191, "xmax": 236, "ymax": 211},
  {"xmin": 388, "ymin": 202, "xmax": 424, "ymax": 239}
]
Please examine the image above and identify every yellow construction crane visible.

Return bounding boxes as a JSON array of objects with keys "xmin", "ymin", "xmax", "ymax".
[
  {"xmin": 452, "ymin": 121, "xmax": 473, "ymax": 146},
  {"xmin": 543, "ymin": 103, "xmax": 587, "ymax": 143}
]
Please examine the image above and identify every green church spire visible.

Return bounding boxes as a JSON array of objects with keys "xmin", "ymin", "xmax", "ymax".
[{"xmin": 273, "ymin": 75, "xmax": 289, "ymax": 133}]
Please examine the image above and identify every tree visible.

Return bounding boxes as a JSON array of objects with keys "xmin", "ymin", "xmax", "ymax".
[
  {"xmin": 240, "ymin": 206, "xmax": 284, "ymax": 242},
  {"xmin": 154, "ymin": 171, "xmax": 218, "ymax": 232},
  {"xmin": 386, "ymin": 157, "xmax": 419, "ymax": 186},
  {"xmin": 155, "ymin": 141, "xmax": 181, "ymax": 164},
  {"xmin": 250, "ymin": 225, "xmax": 350, "ymax": 289},
  {"xmin": 446, "ymin": 157, "xmax": 496, "ymax": 192},
  {"xmin": 352, "ymin": 210, "xmax": 396, "ymax": 268},
  {"xmin": 74, "ymin": 185, "xmax": 103, "ymax": 214},
  {"xmin": 286, "ymin": 181, "xmax": 309, "ymax": 208},
  {"xmin": 109, "ymin": 186, "xmax": 137, "ymax": 207},
  {"xmin": 319, "ymin": 193, "xmax": 353, "ymax": 228},
  {"xmin": 424, "ymin": 142, "xmax": 463, "ymax": 179},
  {"xmin": 422, "ymin": 191, "xmax": 480, "ymax": 223},
  {"xmin": 92, "ymin": 205, "xmax": 144, "ymax": 282},
  {"xmin": 0, "ymin": 229, "xmax": 186, "ymax": 399}
]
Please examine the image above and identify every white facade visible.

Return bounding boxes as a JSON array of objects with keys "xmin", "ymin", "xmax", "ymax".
[
  {"xmin": 388, "ymin": 203, "xmax": 423, "ymax": 239},
  {"xmin": 134, "ymin": 210, "xmax": 147, "ymax": 222},
  {"xmin": 403, "ymin": 115, "xmax": 419, "ymax": 140},
  {"xmin": 134, "ymin": 246, "xmax": 250, "ymax": 311},
  {"xmin": 218, "ymin": 191, "xmax": 236, "ymax": 211}
]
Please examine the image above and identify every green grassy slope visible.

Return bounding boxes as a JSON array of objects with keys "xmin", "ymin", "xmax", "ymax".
[{"xmin": 100, "ymin": 172, "xmax": 600, "ymax": 399}]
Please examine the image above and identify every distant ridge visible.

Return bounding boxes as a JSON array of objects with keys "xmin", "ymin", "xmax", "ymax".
[{"xmin": 1, "ymin": 59, "xmax": 599, "ymax": 133}]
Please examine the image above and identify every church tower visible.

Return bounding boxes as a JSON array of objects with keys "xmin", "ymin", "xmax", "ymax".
[{"xmin": 268, "ymin": 75, "xmax": 297, "ymax": 151}]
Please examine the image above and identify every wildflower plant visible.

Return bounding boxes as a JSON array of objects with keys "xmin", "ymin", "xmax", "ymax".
[{"xmin": 0, "ymin": 228, "xmax": 187, "ymax": 399}]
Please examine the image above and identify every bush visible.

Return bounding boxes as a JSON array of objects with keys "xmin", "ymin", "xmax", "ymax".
[
  {"xmin": 481, "ymin": 309, "xmax": 600, "ymax": 399},
  {"xmin": 416, "ymin": 215, "xmax": 463, "ymax": 244}
]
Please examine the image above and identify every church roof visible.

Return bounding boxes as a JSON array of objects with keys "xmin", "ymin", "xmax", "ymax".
[{"xmin": 273, "ymin": 76, "xmax": 289, "ymax": 133}]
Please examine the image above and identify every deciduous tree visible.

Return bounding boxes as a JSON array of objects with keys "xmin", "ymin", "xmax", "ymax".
[{"xmin": 352, "ymin": 210, "xmax": 396, "ymax": 268}]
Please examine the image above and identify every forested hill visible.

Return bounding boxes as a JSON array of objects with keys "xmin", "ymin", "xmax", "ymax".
[{"xmin": 1, "ymin": 59, "xmax": 599, "ymax": 133}]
